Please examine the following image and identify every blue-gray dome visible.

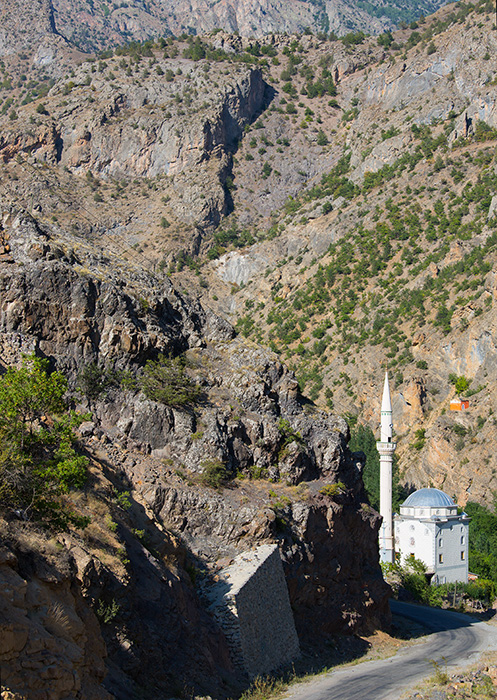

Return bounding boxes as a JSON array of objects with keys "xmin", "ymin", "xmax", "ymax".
[{"xmin": 402, "ymin": 488, "xmax": 455, "ymax": 508}]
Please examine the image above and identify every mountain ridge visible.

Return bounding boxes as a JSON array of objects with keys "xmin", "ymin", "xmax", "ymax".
[
  {"xmin": 0, "ymin": 0, "xmax": 451, "ymax": 59},
  {"xmin": 1, "ymin": 2, "xmax": 496, "ymax": 509}
]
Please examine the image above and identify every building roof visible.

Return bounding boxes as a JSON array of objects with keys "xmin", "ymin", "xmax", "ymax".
[{"xmin": 402, "ymin": 488, "xmax": 455, "ymax": 508}]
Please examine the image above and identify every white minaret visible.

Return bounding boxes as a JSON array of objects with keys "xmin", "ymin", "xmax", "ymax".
[{"xmin": 377, "ymin": 371, "xmax": 396, "ymax": 564}]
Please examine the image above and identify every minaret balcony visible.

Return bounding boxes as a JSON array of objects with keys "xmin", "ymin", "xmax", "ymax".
[{"xmin": 376, "ymin": 441, "xmax": 397, "ymax": 453}]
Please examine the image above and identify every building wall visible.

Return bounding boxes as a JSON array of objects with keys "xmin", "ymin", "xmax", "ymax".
[
  {"xmin": 395, "ymin": 518, "xmax": 436, "ymax": 568},
  {"xmin": 395, "ymin": 515, "xmax": 469, "ymax": 583},
  {"xmin": 432, "ymin": 520, "xmax": 469, "ymax": 584}
]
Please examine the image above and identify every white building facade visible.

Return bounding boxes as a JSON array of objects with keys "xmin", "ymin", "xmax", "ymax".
[{"xmin": 394, "ymin": 488, "xmax": 470, "ymax": 584}]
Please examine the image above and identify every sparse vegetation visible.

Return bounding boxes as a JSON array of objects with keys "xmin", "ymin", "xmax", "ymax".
[{"xmin": 141, "ymin": 354, "xmax": 201, "ymax": 407}]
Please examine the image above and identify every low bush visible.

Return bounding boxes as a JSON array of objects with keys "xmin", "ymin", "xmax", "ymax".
[
  {"xmin": 200, "ymin": 460, "xmax": 230, "ymax": 489},
  {"xmin": 141, "ymin": 354, "xmax": 201, "ymax": 407}
]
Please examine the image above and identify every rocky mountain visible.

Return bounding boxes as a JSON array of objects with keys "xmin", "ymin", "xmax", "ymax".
[
  {"xmin": 0, "ymin": 0, "xmax": 450, "ymax": 60},
  {"xmin": 0, "ymin": 208, "xmax": 389, "ymax": 699},
  {"xmin": 2, "ymin": 0, "xmax": 497, "ymax": 696},
  {"xmin": 1, "ymin": 1, "xmax": 496, "ymax": 507}
]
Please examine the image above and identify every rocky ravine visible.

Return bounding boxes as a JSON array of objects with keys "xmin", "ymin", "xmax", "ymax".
[
  {"xmin": 0, "ymin": 209, "xmax": 389, "ymax": 699},
  {"xmin": 0, "ymin": 57, "xmax": 267, "ymax": 234}
]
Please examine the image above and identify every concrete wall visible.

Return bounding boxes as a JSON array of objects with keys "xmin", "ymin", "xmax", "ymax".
[
  {"xmin": 433, "ymin": 520, "xmax": 469, "ymax": 584},
  {"xmin": 395, "ymin": 518, "xmax": 436, "ymax": 568},
  {"xmin": 395, "ymin": 516, "xmax": 469, "ymax": 583},
  {"xmin": 208, "ymin": 544, "xmax": 300, "ymax": 678}
]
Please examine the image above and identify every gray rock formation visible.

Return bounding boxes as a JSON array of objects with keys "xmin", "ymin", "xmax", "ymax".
[{"xmin": 0, "ymin": 202, "xmax": 390, "ymax": 699}]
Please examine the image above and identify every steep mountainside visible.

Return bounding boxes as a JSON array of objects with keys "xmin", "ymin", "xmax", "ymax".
[
  {"xmin": 0, "ymin": 208, "xmax": 389, "ymax": 698},
  {"xmin": 0, "ymin": 0, "xmax": 450, "ymax": 59},
  {"xmin": 3, "ymin": 1, "xmax": 497, "ymax": 698},
  {"xmin": 1, "ymin": 1, "xmax": 497, "ymax": 509}
]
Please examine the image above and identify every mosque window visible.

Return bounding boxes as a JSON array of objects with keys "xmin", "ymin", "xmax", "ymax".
[
  {"xmin": 461, "ymin": 551, "xmax": 465, "ymax": 560},
  {"xmin": 410, "ymin": 537, "xmax": 415, "ymax": 546},
  {"xmin": 439, "ymin": 538, "xmax": 443, "ymax": 547},
  {"xmin": 439, "ymin": 554, "xmax": 444, "ymax": 564}
]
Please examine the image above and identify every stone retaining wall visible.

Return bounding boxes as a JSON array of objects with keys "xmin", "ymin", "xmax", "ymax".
[{"xmin": 208, "ymin": 544, "xmax": 300, "ymax": 678}]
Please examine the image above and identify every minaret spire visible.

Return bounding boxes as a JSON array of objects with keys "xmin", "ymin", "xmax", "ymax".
[{"xmin": 377, "ymin": 371, "xmax": 396, "ymax": 563}]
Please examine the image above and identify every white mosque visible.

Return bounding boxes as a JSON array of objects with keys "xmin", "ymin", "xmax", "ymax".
[{"xmin": 377, "ymin": 372, "xmax": 470, "ymax": 583}]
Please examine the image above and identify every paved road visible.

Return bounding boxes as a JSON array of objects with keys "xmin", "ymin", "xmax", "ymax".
[{"xmin": 282, "ymin": 601, "xmax": 497, "ymax": 700}]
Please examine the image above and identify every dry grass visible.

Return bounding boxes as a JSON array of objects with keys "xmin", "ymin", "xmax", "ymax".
[
  {"xmin": 403, "ymin": 651, "xmax": 497, "ymax": 699},
  {"xmin": 238, "ymin": 674, "xmax": 291, "ymax": 700},
  {"xmin": 44, "ymin": 601, "xmax": 74, "ymax": 639}
]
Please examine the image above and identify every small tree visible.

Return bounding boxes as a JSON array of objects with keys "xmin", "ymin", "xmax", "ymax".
[
  {"xmin": 78, "ymin": 362, "xmax": 108, "ymax": 403},
  {"xmin": 141, "ymin": 354, "xmax": 201, "ymax": 407},
  {"xmin": 0, "ymin": 355, "xmax": 88, "ymax": 529},
  {"xmin": 316, "ymin": 129, "xmax": 328, "ymax": 146},
  {"xmin": 449, "ymin": 373, "xmax": 471, "ymax": 395},
  {"xmin": 0, "ymin": 355, "xmax": 67, "ymax": 452}
]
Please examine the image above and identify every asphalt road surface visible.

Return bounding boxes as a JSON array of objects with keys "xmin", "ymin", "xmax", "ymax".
[{"xmin": 282, "ymin": 601, "xmax": 497, "ymax": 700}]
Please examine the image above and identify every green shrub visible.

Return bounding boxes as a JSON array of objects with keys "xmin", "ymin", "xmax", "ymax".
[
  {"xmin": 200, "ymin": 459, "xmax": 230, "ymax": 489},
  {"xmin": 411, "ymin": 428, "xmax": 426, "ymax": 451},
  {"xmin": 474, "ymin": 120, "xmax": 497, "ymax": 142},
  {"xmin": 96, "ymin": 598, "xmax": 120, "ymax": 624},
  {"xmin": 319, "ymin": 482, "xmax": 345, "ymax": 497},
  {"xmin": 141, "ymin": 354, "xmax": 201, "ymax": 407},
  {"xmin": 316, "ymin": 129, "xmax": 328, "ymax": 146},
  {"xmin": 78, "ymin": 362, "xmax": 108, "ymax": 402},
  {"xmin": 262, "ymin": 162, "xmax": 272, "ymax": 178},
  {"xmin": 449, "ymin": 373, "xmax": 471, "ymax": 394}
]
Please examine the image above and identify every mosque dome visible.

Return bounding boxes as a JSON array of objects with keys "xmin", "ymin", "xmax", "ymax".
[{"xmin": 402, "ymin": 488, "xmax": 455, "ymax": 508}]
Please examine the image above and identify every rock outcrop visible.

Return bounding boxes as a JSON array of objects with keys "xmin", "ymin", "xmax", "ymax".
[
  {"xmin": 0, "ymin": 204, "xmax": 389, "ymax": 697},
  {"xmin": 0, "ymin": 534, "xmax": 111, "ymax": 700},
  {"xmin": 0, "ymin": 61, "xmax": 266, "ymax": 229},
  {"xmin": 41, "ymin": 0, "xmax": 393, "ymax": 52}
]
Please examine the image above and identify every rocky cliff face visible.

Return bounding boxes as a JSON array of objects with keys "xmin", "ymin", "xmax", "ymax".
[
  {"xmin": 0, "ymin": 532, "xmax": 111, "ymax": 700},
  {"xmin": 0, "ymin": 206, "xmax": 389, "ymax": 697},
  {"xmin": 0, "ymin": 58, "xmax": 266, "ymax": 231},
  {"xmin": 49, "ymin": 0, "xmax": 391, "ymax": 51}
]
